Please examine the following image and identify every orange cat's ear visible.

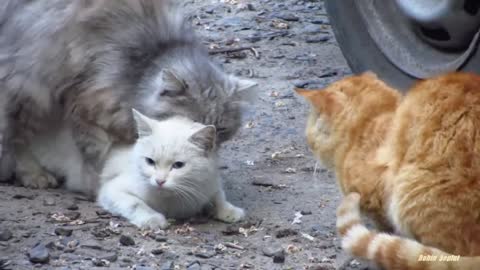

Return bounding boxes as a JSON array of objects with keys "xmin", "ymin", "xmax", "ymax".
[
  {"xmin": 295, "ymin": 88, "xmax": 345, "ymax": 117},
  {"xmin": 294, "ymin": 88, "xmax": 318, "ymax": 99},
  {"xmin": 362, "ymin": 71, "xmax": 378, "ymax": 79}
]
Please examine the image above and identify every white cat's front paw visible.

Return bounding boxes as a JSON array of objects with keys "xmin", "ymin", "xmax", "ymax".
[
  {"xmin": 132, "ymin": 213, "xmax": 170, "ymax": 230},
  {"xmin": 215, "ymin": 204, "xmax": 245, "ymax": 223},
  {"xmin": 20, "ymin": 171, "xmax": 58, "ymax": 189}
]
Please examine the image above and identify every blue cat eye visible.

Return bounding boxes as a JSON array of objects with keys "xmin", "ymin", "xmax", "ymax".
[
  {"xmin": 172, "ymin": 161, "xmax": 185, "ymax": 169},
  {"xmin": 145, "ymin": 157, "xmax": 155, "ymax": 166}
]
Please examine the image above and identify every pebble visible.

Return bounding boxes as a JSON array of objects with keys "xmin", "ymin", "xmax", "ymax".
[
  {"xmin": 119, "ymin": 235, "xmax": 135, "ymax": 246},
  {"xmin": 160, "ymin": 260, "xmax": 175, "ymax": 270},
  {"xmin": 98, "ymin": 252, "xmax": 118, "ymax": 262},
  {"xmin": 306, "ymin": 35, "xmax": 330, "ymax": 43},
  {"xmin": 64, "ymin": 212, "xmax": 81, "ymax": 221},
  {"xmin": 155, "ymin": 235, "xmax": 168, "ymax": 242},
  {"xmin": 43, "ymin": 197, "xmax": 56, "ymax": 206},
  {"xmin": 66, "ymin": 204, "xmax": 79, "ymax": 211},
  {"xmin": 28, "ymin": 244, "xmax": 50, "ymax": 264},
  {"xmin": 262, "ymin": 246, "xmax": 283, "ymax": 257},
  {"xmin": 80, "ymin": 240, "xmax": 103, "ymax": 250},
  {"xmin": 55, "ymin": 228, "xmax": 73, "ymax": 237},
  {"xmin": 273, "ymin": 249, "xmax": 286, "ymax": 264},
  {"xmin": 302, "ymin": 25, "xmax": 326, "ymax": 35},
  {"xmin": 273, "ymin": 12, "xmax": 299, "ymax": 22},
  {"xmin": 194, "ymin": 249, "xmax": 217, "ymax": 259},
  {"xmin": 275, "ymin": 228, "xmax": 299, "ymax": 238},
  {"xmin": 0, "ymin": 229, "xmax": 13, "ymax": 241},
  {"xmin": 151, "ymin": 248, "xmax": 164, "ymax": 255},
  {"xmin": 92, "ymin": 258, "xmax": 110, "ymax": 267},
  {"xmin": 187, "ymin": 262, "xmax": 201, "ymax": 270},
  {"xmin": 310, "ymin": 263, "xmax": 336, "ymax": 270}
]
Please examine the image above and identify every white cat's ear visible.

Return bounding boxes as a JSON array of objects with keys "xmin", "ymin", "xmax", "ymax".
[
  {"xmin": 189, "ymin": 125, "xmax": 216, "ymax": 152},
  {"xmin": 132, "ymin": 109, "xmax": 153, "ymax": 137},
  {"xmin": 160, "ymin": 69, "xmax": 187, "ymax": 95}
]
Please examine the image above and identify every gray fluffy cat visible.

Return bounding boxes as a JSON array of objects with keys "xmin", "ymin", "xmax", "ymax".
[{"xmin": 0, "ymin": 0, "xmax": 257, "ymax": 189}]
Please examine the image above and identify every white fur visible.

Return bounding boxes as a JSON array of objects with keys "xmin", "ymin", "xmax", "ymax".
[{"xmin": 97, "ymin": 113, "xmax": 245, "ymax": 229}]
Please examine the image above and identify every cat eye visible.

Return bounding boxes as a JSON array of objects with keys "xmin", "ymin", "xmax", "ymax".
[
  {"xmin": 172, "ymin": 161, "xmax": 185, "ymax": 169},
  {"xmin": 145, "ymin": 157, "xmax": 155, "ymax": 166}
]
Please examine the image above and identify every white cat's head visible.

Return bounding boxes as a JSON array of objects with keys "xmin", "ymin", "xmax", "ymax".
[{"xmin": 130, "ymin": 109, "xmax": 218, "ymax": 194}]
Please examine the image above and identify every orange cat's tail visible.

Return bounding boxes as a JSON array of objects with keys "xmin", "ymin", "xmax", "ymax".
[{"xmin": 337, "ymin": 193, "xmax": 480, "ymax": 270}]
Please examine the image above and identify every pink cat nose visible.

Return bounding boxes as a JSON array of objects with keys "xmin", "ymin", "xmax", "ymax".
[{"xmin": 156, "ymin": 179, "xmax": 166, "ymax": 186}]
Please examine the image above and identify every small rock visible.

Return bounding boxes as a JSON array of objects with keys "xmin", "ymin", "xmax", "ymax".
[
  {"xmin": 0, "ymin": 258, "xmax": 11, "ymax": 269},
  {"xmin": 64, "ymin": 212, "xmax": 81, "ymax": 221},
  {"xmin": 119, "ymin": 235, "xmax": 135, "ymax": 246},
  {"xmin": 28, "ymin": 244, "xmax": 50, "ymax": 264},
  {"xmin": 136, "ymin": 266, "xmax": 154, "ymax": 270},
  {"xmin": 155, "ymin": 236, "xmax": 168, "ymax": 242},
  {"xmin": 0, "ymin": 229, "xmax": 13, "ymax": 241},
  {"xmin": 310, "ymin": 263, "xmax": 336, "ymax": 270},
  {"xmin": 92, "ymin": 258, "xmax": 110, "ymax": 267},
  {"xmin": 301, "ymin": 210, "xmax": 312, "ymax": 215},
  {"xmin": 275, "ymin": 228, "xmax": 299, "ymax": 238},
  {"xmin": 302, "ymin": 24, "xmax": 325, "ymax": 34},
  {"xmin": 160, "ymin": 260, "xmax": 175, "ymax": 270},
  {"xmin": 54, "ymin": 228, "xmax": 73, "ymax": 237},
  {"xmin": 66, "ymin": 204, "xmax": 79, "ymax": 211},
  {"xmin": 221, "ymin": 225, "xmax": 240, "ymax": 236},
  {"xmin": 12, "ymin": 194, "xmax": 35, "ymax": 200},
  {"xmin": 273, "ymin": 249, "xmax": 286, "ymax": 264},
  {"xmin": 151, "ymin": 248, "xmax": 164, "ymax": 255},
  {"xmin": 99, "ymin": 252, "xmax": 118, "ymax": 262},
  {"xmin": 95, "ymin": 210, "xmax": 111, "ymax": 217},
  {"xmin": 262, "ymin": 246, "xmax": 283, "ymax": 257},
  {"xmin": 187, "ymin": 262, "xmax": 201, "ymax": 270},
  {"xmin": 43, "ymin": 197, "xmax": 56, "ymax": 206},
  {"xmin": 306, "ymin": 36, "xmax": 330, "ymax": 43},
  {"xmin": 194, "ymin": 249, "xmax": 216, "ymax": 259},
  {"xmin": 80, "ymin": 240, "xmax": 103, "ymax": 250},
  {"xmin": 273, "ymin": 12, "xmax": 300, "ymax": 22},
  {"xmin": 245, "ymin": 33, "xmax": 262, "ymax": 43}
]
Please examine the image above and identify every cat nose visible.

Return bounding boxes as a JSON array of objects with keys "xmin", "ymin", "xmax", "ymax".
[{"xmin": 156, "ymin": 179, "xmax": 166, "ymax": 186}]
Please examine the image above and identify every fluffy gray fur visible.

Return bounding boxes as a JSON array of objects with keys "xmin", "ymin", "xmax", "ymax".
[{"xmin": 0, "ymin": 0, "xmax": 257, "ymax": 182}]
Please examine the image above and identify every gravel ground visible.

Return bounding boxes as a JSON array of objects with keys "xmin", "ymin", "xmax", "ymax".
[{"xmin": 0, "ymin": 0, "xmax": 376, "ymax": 269}]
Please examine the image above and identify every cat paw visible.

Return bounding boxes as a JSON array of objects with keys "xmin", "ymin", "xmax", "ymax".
[
  {"xmin": 133, "ymin": 213, "xmax": 170, "ymax": 230},
  {"xmin": 19, "ymin": 171, "xmax": 58, "ymax": 189},
  {"xmin": 215, "ymin": 204, "xmax": 245, "ymax": 223}
]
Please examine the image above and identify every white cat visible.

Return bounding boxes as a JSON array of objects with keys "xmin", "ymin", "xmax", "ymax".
[{"xmin": 97, "ymin": 110, "xmax": 245, "ymax": 229}]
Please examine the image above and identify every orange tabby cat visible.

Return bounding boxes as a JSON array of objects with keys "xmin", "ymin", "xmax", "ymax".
[{"xmin": 296, "ymin": 72, "xmax": 480, "ymax": 269}]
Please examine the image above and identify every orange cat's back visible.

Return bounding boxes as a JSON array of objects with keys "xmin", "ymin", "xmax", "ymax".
[{"xmin": 385, "ymin": 72, "xmax": 480, "ymax": 173}]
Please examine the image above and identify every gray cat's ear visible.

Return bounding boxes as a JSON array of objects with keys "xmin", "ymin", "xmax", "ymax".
[
  {"xmin": 189, "ymin": 125, "xmax": 216, "ymax": 152},
  {"xmin": 159, "ymin": 69, "xmax": 187, "ymax": 96},
  {"xmin": 132, "ymin": 109, "xmax": 153, "ymax": 137},
  {"xmin": 229, "ymin": 76, "xmax": 258, "ymax": 101}
]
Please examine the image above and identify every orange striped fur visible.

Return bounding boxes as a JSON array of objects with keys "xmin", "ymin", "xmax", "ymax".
[
  {"xmin": 296, "ymin": 72, "xmax": 480, "ymax": 268},
  {"xmin": 337, "ymin": 193, "xmax": 480, "ymax": 270}
]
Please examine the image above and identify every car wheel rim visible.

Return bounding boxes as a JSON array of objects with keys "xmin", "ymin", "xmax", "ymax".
[{"xmin": 356, "ymin": 0, "xmax": 480, "ymax": 78}]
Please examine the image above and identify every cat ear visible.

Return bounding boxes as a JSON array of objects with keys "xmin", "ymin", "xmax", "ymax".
[
  {"xmin": 159, "ymin": 69, "xmax": 187, "ymax": 96},
  {"xmin": 362, "ymin": 71, "xmax": 378, "ymax": 79},
  {"xmin": 189, "ymin": 125, "xmax": 216, "ymax": 152},
  {"xmin": 229, "ymin": 76, "xmax": 258, "ymax": 101},
  {"xmin": 295, "ymin": 88, "xmax": 320, "ymax": 98},
  {"xmin": 296, "ymin": 88, "xmax": 345, "ymax": 117},
  {"xmin": 132, "ymin": 109, "xmax": 153, "ymax": 137}
]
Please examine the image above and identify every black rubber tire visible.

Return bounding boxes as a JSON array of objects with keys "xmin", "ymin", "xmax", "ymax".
[{"xmin": 325, "ymin": 0, "xmax": 480, "ymax": 91}]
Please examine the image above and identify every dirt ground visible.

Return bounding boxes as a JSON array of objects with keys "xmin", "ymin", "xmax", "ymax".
[{"xmin": 0, "ymin": 0, "xmax": 374, "ymax": 269}]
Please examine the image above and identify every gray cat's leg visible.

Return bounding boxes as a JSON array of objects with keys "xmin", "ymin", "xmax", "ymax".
[
  {"xmin": 0, "ymin": 97, "xmax": 14, "ymax": 181},
  {"xmin": 97, "ymin": 181, "xmax": 169, "ymax": 229},
  {"xmin": 14, "ymin": 143, "xmax": 58, "ymax": 189},
  {"xmin": 212, "ymin": 188, "xmax": 245, "ymax": 223}
]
